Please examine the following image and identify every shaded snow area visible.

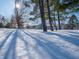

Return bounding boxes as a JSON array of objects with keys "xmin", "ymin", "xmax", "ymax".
[{"xmin": 0, "ymin": 29, "xmax": 79, "ymax": 59}]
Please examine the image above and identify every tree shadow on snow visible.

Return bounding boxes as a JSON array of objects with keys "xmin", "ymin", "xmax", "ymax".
[
  {"xmin": 23, "ymin": 31, "xmax": 77, "ymax": 59},
  {"xmin": 69, "ymin": 31, "xmax": 79, "ymax": 34},
  {"xmin": 19, "ymin": 35, "xmax": 33, "ymax": 59},
  {"xmin": 44, "ymin": 32, "xmax": 79, "ymax": 46}
]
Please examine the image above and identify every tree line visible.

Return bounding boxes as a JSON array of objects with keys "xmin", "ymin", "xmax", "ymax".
[
  {"xmin": 31, "ymin": 0, "xmax": 79, "ymax": 32},
  {"xmin": 0, "ymin": 0, "xmax": 79, "ymax": 32}
]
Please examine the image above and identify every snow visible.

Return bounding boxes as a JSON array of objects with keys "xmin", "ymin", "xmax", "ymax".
[{"xmin": 0, "ymin": 29, "xmax": 79, "ymax": 59}]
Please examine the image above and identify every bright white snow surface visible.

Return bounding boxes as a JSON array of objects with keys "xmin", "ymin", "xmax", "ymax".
[{"xmin": 0, "ymin": 29, "xmax": 79, "ymax": 59}]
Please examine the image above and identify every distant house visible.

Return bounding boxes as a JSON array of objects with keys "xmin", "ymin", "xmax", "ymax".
[{"xmin": 64, "ymin": 15, "xmax": 79, "ymax": 29}]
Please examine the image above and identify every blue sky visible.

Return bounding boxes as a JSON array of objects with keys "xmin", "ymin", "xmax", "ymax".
[{"xmin": 0, "ymin": 0, "xmax": 15, "ymax": 18}]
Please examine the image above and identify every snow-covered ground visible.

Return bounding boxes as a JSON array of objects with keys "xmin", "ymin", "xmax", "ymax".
[{"xmin": 0, "ymin": 29, "xmax": 79, "ymax": 59}]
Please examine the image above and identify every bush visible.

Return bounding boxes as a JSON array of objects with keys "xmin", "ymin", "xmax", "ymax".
[
  {"xmin": 5, "ymin": 23, "xmax": 11, "ymax": 28},
  {"xmin": 0, "ymin": 23, "xmax": 4, "ymax": 28}
]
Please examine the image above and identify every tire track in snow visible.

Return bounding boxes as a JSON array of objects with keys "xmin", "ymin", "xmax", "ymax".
[
  {"xmin": 0, "ymin": 30, "xmax": 15, "ymax": 49},
  {"xmin": 0, "ymin": 30, "xmax": 13, "ymax": 40},
  {"xmin": 0, "ymin": 29, "xmax": 18, "ymax": 59},
  {"xmin": 3, "ymin": 29, "xmax": 19, "ymax": 59}
]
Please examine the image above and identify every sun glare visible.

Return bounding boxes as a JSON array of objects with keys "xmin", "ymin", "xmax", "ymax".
[{"xmin": 16, "ymin": 3, "xmax": 21, "ymax": 9}]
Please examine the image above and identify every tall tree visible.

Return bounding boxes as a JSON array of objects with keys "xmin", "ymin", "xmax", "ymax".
[
  {"xmin": 39, "ymin": 0, "xmax": 47, "ymax": 32},
  {"xmin": 15, "ymin": 0, "xmax": 31, "ymax": 28},
  {"xmin": 49, "ymin": 0, "xmax": 62, "ymax": 29},
  {"xmin": 32, "ymin": 0, "xmax": 47, "ymax": 32},
  {"xmin": 46, "ymin": 0, "xmax": 54, "ymax": 31}
]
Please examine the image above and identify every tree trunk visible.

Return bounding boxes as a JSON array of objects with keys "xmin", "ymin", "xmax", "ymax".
[
  {"xmin": 46, "ymin": 0, "xmax": 54, "ymax": 31},
  {"xmin": 39, "ymin": 0, "xmax": 47, "ymax": 32},
  {"xmin": 53, "ymin": 5, "xmax": 57, "ymax": 30},
  {"xmin": 16, "ymin": 9, "xmax": 21, "ymax": 29},
  {"xmin": 57, "ymin": 10, "xmax": 61, "ymax": 30},
  {"xmin": 53, "ymin": 10, "xmax": 57, "ymax": 30}
]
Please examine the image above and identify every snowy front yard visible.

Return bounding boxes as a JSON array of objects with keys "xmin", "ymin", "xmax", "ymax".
[{"xmin": 0, "ymin": 29, "xmax": 79, "ymax": 59}]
